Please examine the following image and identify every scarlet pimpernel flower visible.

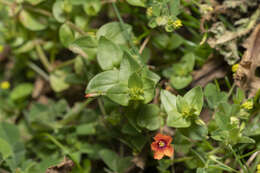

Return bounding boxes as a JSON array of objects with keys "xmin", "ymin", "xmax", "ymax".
[{"xmin": 151, "ymin": 133, "xmax": 174, "ymax": 160}]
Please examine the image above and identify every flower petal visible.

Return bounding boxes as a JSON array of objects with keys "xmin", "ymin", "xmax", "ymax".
[
  {"xmin": 154, "ymin": 133, "xmax": 172, "ymax": 145},
  {"xmin": 153, "ymin": 151, "xmax": 164, "ymax": 160},
  {"xmin": 151, "ymin": 141, "xmax": 158, "ymax": 151},
  {"xmin": 164, "ymin": 146, "xmax": 174, "ymax": 158},
  {"xmin": 154, "ymin": 133, "xmax": 165, "ymax": 141}
]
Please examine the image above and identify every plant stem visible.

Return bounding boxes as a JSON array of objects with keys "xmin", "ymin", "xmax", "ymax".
[
  {"xmin": 227, "ymin": 83, "xmax": 236, "ymax": 98},
  {"xmin": 54, "ymin": 59, "xmax": 75, "ymax": 70},
  {"xmin": 98, "ymin": 98, "xmax": 107, "ymax": 116},
  {"xmin": 229, "ymin": 145, "xmax": 248, "ymax": 173},
  {"xmin": 66, "ymin": 21, "xmax": 87, "ymax": 36},
  {"xmin": 35, "ymin": 44, "xmax": 53, "ymax": 72},
  {"xmin": 27, "ymin": 61, "xmax": 49, "ymax": 81},
  {"xmin": 111, "ymin": 2, "xmax": 139, "ymax": 56}
]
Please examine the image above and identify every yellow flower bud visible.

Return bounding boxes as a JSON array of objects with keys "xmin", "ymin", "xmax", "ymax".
[
  {"xmin": 241, "ymin": 101, "xmax": 253, "ymax": 110},
  {"xmin": 0, "ymin": 81, "xmax": 10, "ymax": 90},
  {"xmin": 146, "ymin": 7, "xmax": 153, "ymax": 17},
  {"xmin": 172, "ymin": 19, "xmax": 182, "ymax": 29},
  {"xmin": 0, "ymin": 45, "xmax": 3, "ymax": 53},
  {"xmin": 257, "ymin": 164, "xmax": 260, "ymax": 171},
  {"xmin": 232, "ymin": 64, "xmax": 239, "ymax": 73}
]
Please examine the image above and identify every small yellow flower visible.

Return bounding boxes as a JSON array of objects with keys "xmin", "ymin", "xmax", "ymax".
[
  {"xmin": 0, "ymin": 81, "xmax": 10, "ymax": 90},
  {"xmin": 0, "ymin": 45, "xmax": 3, "ymax": 53},
  {"xmin": 146, "ymin": 7, "xmax": 153, "ymax": 17},
  {"xmin": 241, "ymin": 101, "xmax": 253, "ymax": 110},
  {"xmin": 232, "ymin": 64, "xmax": 239, "ymax": 73},
  {"xmin": 172, "ymin": 19, "xmax": 182, "ymax": 29},
  {"xmin": 257, "ymin": 164, "xmax": 260, "ymax": 173}
]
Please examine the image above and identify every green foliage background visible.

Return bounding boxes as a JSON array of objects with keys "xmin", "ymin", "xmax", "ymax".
[{"xmin": 0, "ymin": 0, "xmax": 260, "ymax": 172}]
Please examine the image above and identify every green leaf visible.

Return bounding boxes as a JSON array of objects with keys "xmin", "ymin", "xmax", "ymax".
[
  {"xmin": 128, "ymin": 72, "xmax": 143, "ymax": 89},
  {"xmin": 170, "ymin": 75, "xmax": 192, "ymax": 89},
  {"xmin": 97, "ymin": 36, "xmax": 123, "ymax": 70},
  {"xmin": 214, "ymin": 103, "xmax": 240, "ymax": 130},
  {"xmin": 0, "ymin": 122, "xmax": 25, "ymax": 170},
  {"xmin": 74, "ymin": 56, "xmax": 85, "ymax": 75},
  {"xmin": 14, "ymin": 40, "xmax": 35, "ymax": 54},
  {"xmin": 126, "ymin": 0, "xmax": 146, "ymax": 7},
  {"xmin": 0, "ymin": 138, "xmax": 13, "ymax": 159},
  {"xmin": 69, "ymin": 36, "xmax": 97, "ymax": 59},
  {"xmin": 25, "ymin": 0, "xmax": 46, "ymax": 5},
  {"xmin": 160, "ymin": 90, "xmax": 177, "ymax": 114},
  {"xmin": 180, "ymin": 53, "xmax": 195, "ymax": 72},
  {"xmin": 184, "ymin": 86, "xmax": 204, "ymax": 116},
  {"xmin": 205, "ymin": 83, "xmax": 228, "ymax": 109},
  {"xmin": 99, "ymin": 149, "xmax": 132, "ymax": 173},
  {"xmin": 232, "ymin": 87, "xmax": 245, "ymax": 104},
  {"xmin": 86, "ymin": 70, "xmax": 119, "ymax": 94},
  {"xmin": 50, "ymin": 70, "xmax": 70, "ymax": 92},
  {"xmin": 152, "ymin": 34, "xmax": 170, "ymax": 49},
  {"xmin": 59, "ymin": 23, "xmax": 74, "ymax": 47},
  {"xmin": 142, "ymin": 78, "xmax": 156, "ymax": 103},
  {"xmin": 10, "ymin": 83, "xmax": 33, "ymax": 101},
  {"xmin": 142, "ymin": 67, "xmax": 160, "ymax": 84},
  {"xmin": 179, "ymin": 123, "xmax": 208, "ymax": 141},
  {"xmin": 119, "ymin": 53, "xmax": 141, "ymax": 84},
  {"xmin": 197, "ymin": 168, "xmax": 207, "ymax": 173},
  {"xmin": 169, "ymin": 0, "xmax": 181, "ymax": 16},
  {"xmin": 167, "ymin": 109, "xmax": 191, "ymax": 128},
  {"xmin": 83, "ymin": 0, "xmax": 101, "ymax": 16},
  {"xmin": 52, "ymin": 0, "xmax": 66, "ymax": 23},
  {"xmin": 76, "ymin": 123, "xmax": 96, "ymax": 135},
  {"xmin": 97, "ymin": 22, "xmax": 132, "ymax": 45},
  {"xmin": 0, "ymin": 122, "xmax": 20, "ymax": 146},
  {"xmin": 168, "ymin": 34, "xmax": 184, "ymax": 50},
  {"xmin": 238, "ymin": 136, "xmax": 255, "ymax": 144},
  {"xmin": 125, "ymin": 134, "xmax": 148, "ymax": 152},
  {"xmin": 107, "ymin": 84, "xmax": 129, "ymax": 106},
  {"xmin": 19, "ymin": 10, "xmax": 47, "ymax": 31},
  {"xmin": 137, "ymin": 104, "xmax": 162, "ymax": 130}
]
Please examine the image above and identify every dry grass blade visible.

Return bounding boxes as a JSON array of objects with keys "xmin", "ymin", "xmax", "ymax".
[{"xmin": 46, "ymin": 157, "xmax": 74, "ymax": 173}]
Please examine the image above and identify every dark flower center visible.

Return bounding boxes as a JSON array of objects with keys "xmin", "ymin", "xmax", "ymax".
[{"xmin": 158, "ymin": 140, "xmax": 166, "ymax": 148}]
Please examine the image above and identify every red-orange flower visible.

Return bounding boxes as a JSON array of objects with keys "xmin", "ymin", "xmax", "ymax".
[{"xmin": 151, "ymin": 133, "xmax": 174, "ymax": 160}]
